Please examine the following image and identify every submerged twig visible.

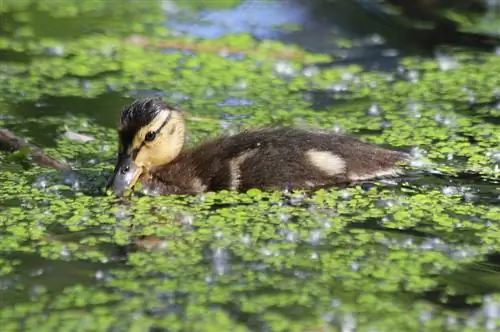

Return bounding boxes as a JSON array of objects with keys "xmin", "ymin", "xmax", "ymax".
[
  {"xmin": 123, "ymin": 35, "xmax": 308, "ymax": 61},
  {"xmin": 0, "ymin": 128, "xmax": 72, "ymax": 172}
]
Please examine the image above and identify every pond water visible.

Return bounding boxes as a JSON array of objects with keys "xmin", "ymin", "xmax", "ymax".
[{"xmin": 0, "ymin": 0, "xmax": 499, "ymax": 331}]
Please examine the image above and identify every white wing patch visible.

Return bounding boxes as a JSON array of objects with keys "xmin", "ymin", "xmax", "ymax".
[
  {"xmin": 348, "ymin": 168, "xmax": 402, "ymax": 181},
  {"xmin": 229, "ymin": 149, "xmax": 259, "ymax": 190},
  {"xmin": 306, "ymin": 150, "xmax": 346, "ymax": 176}
]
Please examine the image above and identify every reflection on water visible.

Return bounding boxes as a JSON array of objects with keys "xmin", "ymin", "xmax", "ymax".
[{"xmin": 165, "ymin": 0, "xmax": 309, "ymax": 40}]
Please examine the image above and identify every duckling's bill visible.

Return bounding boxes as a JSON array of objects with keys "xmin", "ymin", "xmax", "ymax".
[{"xmin": 107, "ymin": 155, "xmax": 143, "ymax": 196}]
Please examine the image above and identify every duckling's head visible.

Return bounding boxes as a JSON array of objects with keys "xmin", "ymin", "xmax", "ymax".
[{"xmin": 107, "ymin": 97, "xmax": 186, "ymax": 196}]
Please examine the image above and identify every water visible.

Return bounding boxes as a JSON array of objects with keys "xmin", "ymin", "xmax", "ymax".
[{"xmin": 1, "ymin": 0, "xmax": 500, "ymax": 331}]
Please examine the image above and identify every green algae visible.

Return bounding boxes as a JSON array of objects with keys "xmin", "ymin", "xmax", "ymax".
[{"xmin": 1, "ymin": 0, "xmax": 500, "ymax": 331}]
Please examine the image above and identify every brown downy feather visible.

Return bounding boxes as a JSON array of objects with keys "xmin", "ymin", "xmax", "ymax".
[{"xmin": 140, "ymin": 128, "xmax": 409, "ymax": 195}]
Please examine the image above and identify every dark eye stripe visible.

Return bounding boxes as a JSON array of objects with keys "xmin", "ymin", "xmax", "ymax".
[
  {"xmin": 142, "ymin": 110, "xmax": 172, "ymax": 143},
  {"xmin": 130, "ymin": 110, "xmax": 173, "ymax": 160}
]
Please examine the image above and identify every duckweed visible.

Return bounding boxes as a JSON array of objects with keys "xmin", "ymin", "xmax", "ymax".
[{"xmin": 1, "ymin": 0, "xmax": 500, "ymax": 331}]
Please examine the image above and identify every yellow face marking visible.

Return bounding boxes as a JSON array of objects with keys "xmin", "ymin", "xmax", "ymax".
[
  {"xmin": 306, "ymin": 150, "xmax": 346, "ymax": 176},
  {"xmin": 128, "ymin": 110, "xmax": 186, "ymax": 170}
]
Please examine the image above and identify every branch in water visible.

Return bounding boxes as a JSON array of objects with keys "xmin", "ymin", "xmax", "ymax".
[
  {"xmin": 0, "ymin": 128, "xmax": 71, "ymax": 172},
  {"xmin": 123, "ymin": 35, "xmax": 309, "ymax": 61}
]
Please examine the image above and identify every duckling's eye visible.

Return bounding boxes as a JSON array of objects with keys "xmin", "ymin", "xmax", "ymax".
[{"xmin": 144, "ymin": 131, "xmax": 156, "ymax": 142}]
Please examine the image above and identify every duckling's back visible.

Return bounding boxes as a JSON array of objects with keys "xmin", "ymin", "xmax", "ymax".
[{"xmin": 146, "ymin": 127, "xmax": 408, "ymax": 194}]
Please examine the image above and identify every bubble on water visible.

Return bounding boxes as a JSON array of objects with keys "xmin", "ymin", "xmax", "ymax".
[
  {"xmin": 80, "ymin": 80, "xmax": 92, "ymax": 92},
  {"xmin": 278, "ymin": 213, "xmax": 290, "ymax": 223},
  {"xmin": 180, "ymin": 214, "xmax": 194, "ymax": 225},
  {"xmin": 483, "ymin": 295, "xmax": 500, "ymax": 318},
  {"xmin": 170, "ymin": 92, "xmax": 190, "ymax": 102},
  {"xmin": 205, "ymin": 274, "xmax": 214, "ymax": 284},
  {"xmin": 95, "ymin": 270, "xmax": 106, "ymax": 281},
  {"xmin": 375, "ymin": 199, "xmax": 395, "ymax": 208},
  {"xmin": 60, "ymin": 246, "xmax": 71, "ymax": 258},
  {"xmin": 204, "ymin": 87, "xmax": 216, "ymax": 97},
  {"xmin": 445, "ymin": 315, "xmax": 457, "ymax": 328},
  {"xmin": 62, "ymin": 172, "xmax": 80, "ymax": 191},
  {"xmin": 442, "ymin": 186, "xmax": 459, "ymax": 195},
  {"xmin": 436, "ymin": 53, "xmax": 458, "ymax": 71},
  {"xmin": 382, "ymin": 48, "xmax": 398, "ymax": 57},
  {"xmin": 329, "ymin": 83, "xmax": 348, "ymax": 92},
  {"xmin": 235, "ymin": 79, "xmax": 248, "ymax": 90},
  {"xmin": 260, "ymin": 247, "xmax": 273, "ymax": 256},
  {"xmin": 282, "ymin": 229, "xmax": 298, "ymax": 243},
  {"xmin": 367, "ymin": 103, "xmax": 382, "ymax": 116},
  {"xmin": 409, "ymin": 147, "xmax": 429, "ymax": 168},
  {"xmin": 341, "ymin": 312, "xmax": 357, "ymax": 332},
  {"xmin": 307, "ymin": 229, "xmax": 322, "ymax": 245},
  {"xmin": 407, "ymin": 69, "xmax": 419, "ymax": 83},
  {"xmin": 419, "ymin": 311, "xmax": 433, "ymax": 323},
  {"xmin": 408, "ymin": 101, "xmax": 422, "ymax": 118},
  {"xmin": 275, "ymin": 60, "xmax": 295, "ymax": 77},
  {"xmin": 340, "ymin": 191, "xmax": 352, "ymax": 201},
  {"xmin": 114, "ymin": 205, "xmax": 131, "ymax": 221},
  {"xmin": 29, "ymin": 285, "xmax": 46, "ymax": 298},
  {"xmin": 419, "ymin": 238, "xmax": 442, "ymax": 251},
  {"xmin": 289, "ymin": 193, "xmax": 306, "ymax": 205},
  {"xmin": 34, "ymin": 175, "xmax": 48, "ymax": 189},
  {"xmin": 450, "ymin": 247, "xmax": 479, "ymax": 260},
  {"xmin": 218, "ymin": 97, "xmax": 253, "ymax": 107},
  {"xmin": 43, "ymin": 45, "xmax": 64, "ymax": 56},
  {"xmin": 241, "ymin": 234, "xmax": 251, "ymax": 245},
  {"xmin": 30, "ymin": 268, "xmax": 44, "ymax": 277},
  {"xmin": 369, "ymin": 33, "xmax": 384, "ymax": 45},
  {"xmin": 488, "ymin": 150, "xmax": 500, "ymax": 164},
  {"xmin": 434, "ymin": 113, "xmax": 455, "ymax": 126},
  {"xmin": 302, "ymin": 66, "xmax": 319, "ymax": 77}
]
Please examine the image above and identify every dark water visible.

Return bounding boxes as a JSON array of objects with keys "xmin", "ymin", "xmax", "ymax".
[{"xmin": 1, "ymin": 0, "xmax": 500, "ymax": 331}]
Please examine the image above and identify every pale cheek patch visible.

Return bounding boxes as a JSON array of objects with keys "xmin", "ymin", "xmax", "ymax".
[
  {"xmin": 229, "ymin": 149, "xmax": 259, "ymax": 190},
  {"xmin": 306, "ymin": 150, "xmax": 346, "ymax": 176}
]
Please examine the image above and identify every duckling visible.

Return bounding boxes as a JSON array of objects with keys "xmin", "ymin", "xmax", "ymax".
[{"xmin": 107, "ymin": 97, "xmax": 409, "ymax": 196}]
